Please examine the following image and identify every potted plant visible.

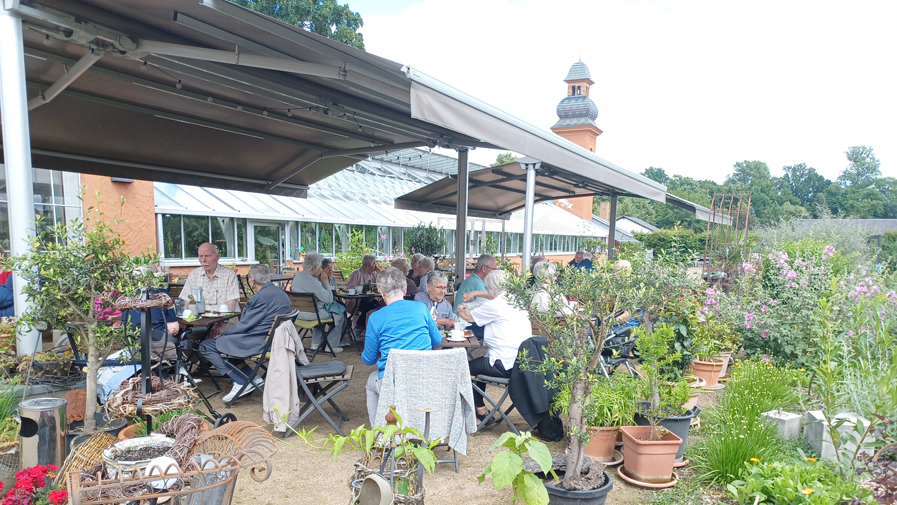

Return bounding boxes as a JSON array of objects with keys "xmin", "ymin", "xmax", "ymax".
[
  {"xmin": 689, "ymin": 324, "xmax": 725, "ymax": 388},
  {"xmin": 504, "ymin": 260, "xmax": 630, "ymax": 501},
  {"xmin": 619, "ymin": 325, "xmax": 686, "ymax": 487},
  {"xmin": 562, "ymin": 376, "xmax": 638, "ymax": 462},
  {"xmin": 118, "ymin": 408, "xmax": 211, "ymax": 440},
  {"xmin": 16, "ymin": 349, "xmax": 74, "ymax": 377},
  {"xmin": 0, "ymin": 318, "xmax": 16, "ymax": 358},
  {"xmin": 2, "ymin": 196, "xmax": 161, "ymax": 433},
  {"xmin": 479, "ymin": 431, "xmax": 558, "ymax": 505}
]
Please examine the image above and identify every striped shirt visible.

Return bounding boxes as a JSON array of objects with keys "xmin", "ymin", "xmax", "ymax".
[{"xmin": 179, "ymin": 264, "xmax": 240, "ymax": 308}]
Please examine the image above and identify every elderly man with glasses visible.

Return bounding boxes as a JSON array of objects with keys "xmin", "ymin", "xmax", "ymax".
[
  {"xmin": 200, "ymin": 264, "xmax": 292, "ymax": 402},
  {"xmin": 414, "ymin": 270, "xmax": 455, "ymax": 330}
]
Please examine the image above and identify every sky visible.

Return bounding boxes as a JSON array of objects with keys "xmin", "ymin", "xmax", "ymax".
[{"xmin": 349, "ymin": 0, "xmax": 897, "ymax": 183}]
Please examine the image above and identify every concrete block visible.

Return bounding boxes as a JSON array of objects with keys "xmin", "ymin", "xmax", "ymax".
[
  {"xmin": 803, "ymin": 411, "xmax": 875, "ymax": 461},
  {"xmin": 762, "ymin": 409, "xmax": 802, "ymax": 440}
]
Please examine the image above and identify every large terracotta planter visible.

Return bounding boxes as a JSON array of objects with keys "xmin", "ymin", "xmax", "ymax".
[
  {"xmin": 634, "ymin": 404, "xmax": 701, "ymax": 461},
  {"xmin": 620, "ymin": 425, "xmax": 682, "ymax": 484},
  {"xmin": 690, "ymin": 358, "xmax": 725, "ymax": 387},
  {"xmin": 584, "ymin": 427, "xmax": 618, "ymax": 460}
]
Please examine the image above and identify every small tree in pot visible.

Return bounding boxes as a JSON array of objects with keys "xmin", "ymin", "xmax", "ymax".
[
  {"xmin": 504, "ymin": 261, "xmax": 628, "ymax": 491},
  {"xmin": 2, "ymin": 196, "xmax": 159, "ymax": 432}
]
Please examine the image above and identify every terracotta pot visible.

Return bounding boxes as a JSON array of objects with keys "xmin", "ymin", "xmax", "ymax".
[
  {"xmin": 620, "ymin": 425, "xmax": 682, "ymax": 484},
  {"xmin": 584, "ymin": 426, "xmax": 618, "ymax": 460},
  {"xmin": 715, "ymin": 352, "xmax": 733, "ymax": 378},
  {"xmin": 119, "ymin": 420, "xmax": 210, "ymax": 440},
  {"xmin": 683, "ymin": 391, "xmax": 701, "ymax": 411},
  {"xmin": 690, "ymin": 358, "xmax": 725, "ymax": 387}
]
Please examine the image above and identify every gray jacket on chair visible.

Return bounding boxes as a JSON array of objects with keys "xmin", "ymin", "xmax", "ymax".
[
  {"xmin": 216, "ymin": 282, "xmax": 292, "ymax": 357},
  {"xmin": 375, "ymin": 348, "xmax": 477, "ymax": 455}
]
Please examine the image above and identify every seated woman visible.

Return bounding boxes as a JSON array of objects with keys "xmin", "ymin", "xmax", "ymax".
[
  {"xmin": 456, "ymin": 270, "xmax": 532, "ymax": 425},
  {"xmin": 347, "ymin": 253, "xmax": 380, "ymax": 330},
  {"xmin": 291, "ymin": 252, "xmax": 346, "ymax": 353},
  {"xmin": 390, "ymin": 258, "xmax": 418, "ymax": 296},
  {"xmin": 414, "ymin": 256, "xmax": 435, "ymax": 295},
  {"xmin": 530, "ymin": 261, "xmax": 574, "ymax": 316},
  {"xmin": 321, "ymin": 257, "xmax": 338, "ymax": 291},
  {"xmin": 362, "ymin": 267, "xmax": 442, "ymax": 426}
]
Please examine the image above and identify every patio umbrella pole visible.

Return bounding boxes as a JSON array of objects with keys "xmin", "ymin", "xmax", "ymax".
[{"xmin": 138, "ymin": 287, "xmax": 153, "ymax": 433}]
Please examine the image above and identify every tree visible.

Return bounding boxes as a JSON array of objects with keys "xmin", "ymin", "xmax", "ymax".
[
  {"xmin": 642, "ymin": 166, "xmax": 670, "ymax": 186},
  {"xmin": 724, "ymin": 160, "xmax": 797, "ymax": 225},
  {"xmin": 3, "ymin": 196, "xmax": 159, "ymax": 432},
  {"xmin": 781, "ymin": 163, "xmax": 831, "ymax": 215},
  {"xmin": 490, "ymin": 152, "xmax": 518, "ymax": 167},
  {"xmin": 838, "ymin": 146, "xmax": 881, "ymax": 187},
  {"xmin": 232, "ymin": 0, "xmax": 365, "ymax": 50},
  {"xmin": 828, "ymin": 146, "xmax": 884, "ymax": 218}
]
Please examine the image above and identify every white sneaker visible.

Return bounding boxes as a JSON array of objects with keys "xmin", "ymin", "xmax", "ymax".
[
  {"xmin": 332, "ymin": 347, "xmax": 344, "ymax": 354},
  {"xmin": 222, "ymin": 382, "xmax": 256, "ymax": 402},
  {"xmin": 179, "ymin": 367, "xmax": 201, "ymax": 384},
  {"xmin": 252, "ymin": 376, "xmax": 264, "ymax": 387}
]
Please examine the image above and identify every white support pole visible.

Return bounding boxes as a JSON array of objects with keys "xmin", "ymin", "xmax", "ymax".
[
  {"xmin": 156, "ymin": 214, "xmax": 165, "ymax": 263},
  {"xmin": 607, "ymin": 194, "xmax": 618, "ymax": 261},
  {"xmin": 454, "ymin": 148, "xmax": 468, "ymax": 288},
  {"xmin": 0, "ymin": 7, "xmax": 39, "ymax": 356},
  {"xmin": 521, "ymin": 161, "xmax": 540, "ymax": 275}
]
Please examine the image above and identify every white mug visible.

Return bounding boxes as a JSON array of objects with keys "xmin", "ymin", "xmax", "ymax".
[
  {"xmin": 181, "ymin": 309, "xmax": 193, "ymax": 320},
  {"xmin": 347, "ymin": 288, "xmax": 357, "ymax": 295},
  {"xmin": 450, "ymin": 329, "xmax": 464, "ymax": 340},
  {"xmin": 219, "ymin": 304, "xmax": 229, "ymax": 312}
]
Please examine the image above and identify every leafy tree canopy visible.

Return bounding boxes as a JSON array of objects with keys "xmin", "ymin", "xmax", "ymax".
[
  {"xmin": 233, "ymin": 0, "xmax": 365, "ymax": 50},
  {"xmin": 490, "ymin": 152, "xmax": 518, "ymax": 167}
]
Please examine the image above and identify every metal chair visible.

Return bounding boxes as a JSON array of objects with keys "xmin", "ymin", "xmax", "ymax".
[
  {"xmin": 222, "ymin": 309, "xmax": 300, "ymax": 408},
  {"xmin": 287, "ymin": 292, "xmax": 336, "ymax": 361},
  {"xmin": 472, "ymin": 375, "xmax": 520, "ymax": 435},
  {"xmin": 285, "ymin": 360, "xmax": 353, "ymax": 436},
  {"xmin": 600, "ymin": 319, "xmax": 640, "ymax": 379}
]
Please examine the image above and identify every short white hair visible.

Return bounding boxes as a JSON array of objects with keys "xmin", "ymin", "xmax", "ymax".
[
  {"xmin": 304, "ymin": 252, "xmax": 324, "ymax": 270},
  {"xmin": 475, "ymin": 254, "xmax": 495, "ymax": 273},
  {"xmin": 248, "ymin": 264, "xmax": 271, "ymax": 284},
  {"xmin": 582, "ymin": 251, "xmax": 593, "ymax": 260},
  {"xmin": 484, "ymin": 270, "xmax": 506, "ymax": 296},
  {"xmin": 533, "ymin": 261, "xmax": 556, "ymax": 281},
  {"xmin": 418, "ymin": 256, "xmax": 434, "ymax": 271},
  {"xmin": 378, "ymin": 267, "xmax": 407, "ymax": 297}
]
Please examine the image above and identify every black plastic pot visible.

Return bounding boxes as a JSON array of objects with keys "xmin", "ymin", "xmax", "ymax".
[
  {"xmin": 545, "ymin": 471, "xmax": 613, "ymax": 505},
  {"xmin": 634, "ymin": 402, "xmax": 701, "ymax": 460},
  {"xmin": 66, "ymin": 411, "xmax": 128, "ymax": 452}
]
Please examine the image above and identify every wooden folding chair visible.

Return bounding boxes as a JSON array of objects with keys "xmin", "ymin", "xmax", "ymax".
[
  {"xmin": 285, "ymin": 361, "xmax": 353, "ymax": 436},
  {"xmin": 222, "ymin": 310, "xmax": 300, "ymax": 408},
  {"xmin": 287, "ymin": 292, "xmax": 336, "ymax": 361},
  {"xmin": 167, "ymin": 283, "xmax": 184, "ymax": 300}
]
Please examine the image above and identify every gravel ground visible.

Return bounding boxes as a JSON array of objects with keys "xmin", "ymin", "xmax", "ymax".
[{"xmin": 195, "ymin": 346, "xmax": 718, "ymax": 505}]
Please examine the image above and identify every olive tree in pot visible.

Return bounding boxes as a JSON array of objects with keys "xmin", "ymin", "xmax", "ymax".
[
  {"xmin": 620, "ymin": 325, "xmax": 687, "ymax": 487},
  {"xmin": 2, "ymin": 196, "xmax": 159, "ymax": 432},
  {"xmin": 504, "ymin": 261, "xmax": 628, "ymax": 501},
  {"xmin": 555, "ymin": 376, "xmax": 638, "ymax": 462}
]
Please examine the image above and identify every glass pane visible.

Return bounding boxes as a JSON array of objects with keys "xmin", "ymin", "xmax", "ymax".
[
  {"xmin": 299, "ymin": 222, "xmax": 315, "ymax": 251},
  {"xmin": 317, "ymin": 223, "xmax": 333, "ymax": 256},
  {"xmin": 0, "ymin": 168, "xmax": 6, "ymax": 203},
  {"xmin": 376, "ymin": 226, "xmax": 389, "ymax": 255},
  {"xmin": 162, "ymin": 215, "xmax": 183, "ymax": 259},
  {"xmin": 182, "ymin": 215, "xmax": 209, "ymax": 258},
  {"xmin": 287, "ymin": 222, "xmax": 300, "ymax": 259},
  {"xmin": 389, "ymin": 228, "xmax": 402, "ymax": 256},
  {"xmin": 0, "ymin": 203, "xmax": 8, "ymax": 251},
  {"xmin": 253, "ymin": 224, "xmax": 281, "ymax": 270},
  {"xmin": 335, "ymin": 224, "xmax": 350, "ymax": 253},
  {"xmin": 32, "ymin": 169, "xmax": 53, "ymax": 206},
  {"xmin": 237, "ymin": 219, "xmax": 247, "ymax": 259},
  {"xmin": 211, "ymin": 217, "xmax": 235, "ymax": 257},
  {"xmin": 444, "ymin": 230, "xmax": 454, "ymax": 256},
  {"xmin": 364, "ymin": 225, "xmax": 377, "ymax": 252},
  {"xmin": 34, "ymin": 204, "xmax": 56, "ymax": 244},
  {"xmin": 61, "ymin": 171, "xmax": 81, "ymax": 206},
  {"xmin": 50, "ymin": 171, "xmax": 66, "ymax": 205}
]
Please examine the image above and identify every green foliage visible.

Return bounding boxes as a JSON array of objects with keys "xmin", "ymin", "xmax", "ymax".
[
  {"xmin": 692, "ymin": 359, "xmax": 802, "ymax": 485},
  {"xmin": 554, "ymin": 375, "xmax": 640, "ymax": 428},
  {"xmin": 491, "ymin": 153, "xmax": 518, "ymax": 167},
  {"xmin": 881, "ymin": 231, "xmax": 897, "ymax": 273},
  {"xmin": 0, "ymin": 384, "xmax": 19, "ymax": 444},
  {"xmin": 404, "ymin": 223, "xmax": 446, "ymax": 257},
  {"xmin": 578, "ymin": 238, "xmax": 603, "ymax": 255},
  {"xmin": 334, "ymin": 228, "xmax": 370, "ymax": 273},
  {"xmin": 478, "ymin": 431, "xmax": 556, "ymax": 505},
  {"xmin": 726, "ymin": 455, "xmax": 874, "ymax": 504},
  {"xmin": 633, "ymin": 228, "xmax": 705, "ymax": 258},
  {"xmin": 633, "ymin": 324, "xmax": 685, "ymax": 438},
  {"xmin": 232, "ymin": 0, "xmax": 365, "ymax": 50},
  {"xmin": 1, "ymin": 193, "xmax": 159, "ymax": 432}
]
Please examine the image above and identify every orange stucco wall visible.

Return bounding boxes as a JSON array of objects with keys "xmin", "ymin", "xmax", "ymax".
[{"xmin": 80, "ymin": 175, "xmax": 156, "ymax": 257}]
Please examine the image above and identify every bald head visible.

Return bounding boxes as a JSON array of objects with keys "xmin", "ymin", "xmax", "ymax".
[{"xmin": 198, "ymin": 243, "xmax": 220, "ymax": 275}]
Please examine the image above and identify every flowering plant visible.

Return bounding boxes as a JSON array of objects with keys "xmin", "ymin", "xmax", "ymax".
[{"xmin": 1, "ymin": 464, "xmax": 68, "ymax": 505}]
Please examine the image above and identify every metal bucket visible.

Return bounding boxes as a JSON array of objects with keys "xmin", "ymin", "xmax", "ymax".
[{"xmin": 18, "ymin": 397, "xmax": 67, "ymax": 469}]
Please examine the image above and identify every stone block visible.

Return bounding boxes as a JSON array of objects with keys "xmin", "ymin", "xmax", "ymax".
[
  {"xmin": 803, "ymin": 410, "xmax": 875, "ymax": 461},
  {"xmin": 762, "ymin": 409, "xmax": 802, "ymax": 440}
]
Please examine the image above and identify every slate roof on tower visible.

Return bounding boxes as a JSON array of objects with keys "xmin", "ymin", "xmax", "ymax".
[
  {"xmin": 552, "ymin": 95, "xmax": 599, "ymax": 128},
  {"xmin": 564, "ymin": 61, "xmax": 593, "ymax": 82}
]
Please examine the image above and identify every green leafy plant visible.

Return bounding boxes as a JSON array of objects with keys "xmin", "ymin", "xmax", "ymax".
[
  {"xmin": 478, "ymin": 431, "xmax": 556, "ymax": 505},
  {"xmin": 0, "ymin": 384, "xmax": 19, "ymax": 445},
  {"xmin": 726, "ymin": 453, "xmax": 874, "ymax": 504},
  {"xmin": 583, "ymin": 376, "xmax": 639, "ymax": 428},
  {"xmin": 1, "ymin": 193, "xmax": 160, "ymax": 432},
  {"xmin": 335, "ymin": 228, "xmax": 371, "ymax": 274},
  {"xmin": 633, "ymin": 324, "xmax": 686, "ymax": 439},
  {"xmin": 404, "ymin": 223, "xmax": 445, "ymax": 257}
]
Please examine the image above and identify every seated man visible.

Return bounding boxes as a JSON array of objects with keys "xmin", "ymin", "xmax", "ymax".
[
  {"xmin": 455, "ymin": 254, "xmax": 497, "ymax": 338},
  {"xmin": 291, "ymin": 252, "xmax": 346, "ymax": 353},
  {"xmin": 576, "ymin": 251, "xmax": 594, "ymax": 271},
  {"xmin": 413, "ymin": 271, "xmax": 454, "ymax": 330},
  {"xmin": 200, "ymin": 264, "xmax": 292, "ymax": 402},
  {"xmin": 568, "ymin": 251, "xmax": 584, "ymax": 267},
  {"xmin": 179, "ymin": 243, "xmax": 240, "ymax": 312},
  {"xmin": 362, "ymin": 267, "xmax": 442, "ymax": 426},
  {"xmin": 457, "ymin": 270, "xmax": 532, "ymax": 426},
  {"xmin": 414, "ymin": 256, "xmax": 435, "ymax": 295}
]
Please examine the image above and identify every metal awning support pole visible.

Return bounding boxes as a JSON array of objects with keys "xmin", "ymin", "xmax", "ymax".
[
  {"xmin": 520, "ymin": 159, "xmax": 541, "ymax": 275},
  {"xmin": 454, "ymin": 148, "xmax": 468, "ymax": 288},
  {"xmin": 0, "ymin": 7, "xmax": 38, "ymax": 356},
  {"xmin": 156, "ymin": 214, "xmax": 165, "ymax": 264},
  {"xmin": 500, "ymin": 219, "xmax": 506, "ymax": 262},
  {"xmin": 607, "ymin": 195, "xmax": 618, "ymax": 261}
]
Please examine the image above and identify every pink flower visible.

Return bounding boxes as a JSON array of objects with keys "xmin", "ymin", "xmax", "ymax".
[
  {"xmin": 761, "ymin": 330, "xmax": 769, "ymax": 339},
  {"xmin": 380, "ymin": 235, "xmax": 387, "ymax": 241},
  {"xmin": 761, "ymin": 305, "xmax": 767, "ymax": 313},
  {"xmin": 785, "ymin": 270, "xmax": 797, "ymax": 279},
  {"xmin": 705, "ymin": 288, "xmax": 716, "ymax": 296},
  {"xmin": 761, "ymin": 354, "xmax": 772, "ymax": 363}
]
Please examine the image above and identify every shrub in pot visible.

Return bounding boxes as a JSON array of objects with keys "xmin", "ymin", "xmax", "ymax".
[
  {"xmin": 555, "ymin": 376, "xmax": 638, "ymax": 461},
  {"xmin": 689, "ymin": 329, "xmax": 725, "ymax": 387},
  {"xmin": 621, "ymin": 325, "xmax": 686, "ymax": 485}
]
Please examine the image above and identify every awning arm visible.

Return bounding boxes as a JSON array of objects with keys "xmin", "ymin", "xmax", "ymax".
[{"xmin": 28, "ymin": 47, "xmax": 102, "ymax": 110}]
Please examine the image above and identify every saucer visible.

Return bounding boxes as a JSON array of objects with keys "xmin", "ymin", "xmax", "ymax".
[
  {"xmin": 595, "ymin": 450, "xmax": 624, "ymax": 467},
  {"xmin": 447, "ymin": 337, "xmax": 466, "ymax": 342}
]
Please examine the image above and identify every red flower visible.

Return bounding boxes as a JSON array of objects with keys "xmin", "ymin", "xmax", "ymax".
[
  {"xmin": 48, "ymin": 490, "xmax": 68, "ymax": 504},
  {"xmin": 47, "ymin": 465, "xmax": 57, "ymax": 473}
]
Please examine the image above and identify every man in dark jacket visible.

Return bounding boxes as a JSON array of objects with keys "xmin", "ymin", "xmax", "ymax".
[
  {"xmin": 200, "ymin": 264, "xmax": 292, "ymax": 402},
  {"xmin": 0, "ymin": 273, "xmax": 14, "ymax": 318}
]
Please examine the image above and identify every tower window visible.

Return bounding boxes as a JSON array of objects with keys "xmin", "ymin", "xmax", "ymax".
[{"xmin": 576, "ymin": 86, "xmax": 582, "ymax": 95}]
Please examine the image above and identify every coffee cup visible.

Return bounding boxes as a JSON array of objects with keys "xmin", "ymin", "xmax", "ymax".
[
  {"xmin": 219, "ymin": 304, "xmax": 229, "ymax": 313},
  {"xmin": 181, "ymin": 309, "xmax": 193, "ymax": 320},
  {"xmin": 347, "ymin": 288, "xmax": 357, "ymax": 295},
  {"xmin": 449, "ymin": 329, "xmax": 464, "ymax": 341}
]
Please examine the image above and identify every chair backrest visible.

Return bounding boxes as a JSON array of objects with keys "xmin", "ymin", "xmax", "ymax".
[
  {"xmin": 262, "ymin": 309, "xmax": 302, "ymax": 350},
  {"xmin": 375, "ymin": 348, "xmax": 472, "ymax": 443},
  {"xmin": 168, "ymin": 283, "xmax": 183, "ymax": 300},
  {"xmin": 287, "ymin": 292, "xmax": 323, "ymax": 325},
  {"xmin": 403, "ymin": 295, "xmax": 415, "ymax": 301},
  {"xmin": 332, "ymin": 270, "xmax": 345, "ymax": 282},
  {"xmin": 237, "ymin": 274, "xmax": 254, "ymax": 297}
]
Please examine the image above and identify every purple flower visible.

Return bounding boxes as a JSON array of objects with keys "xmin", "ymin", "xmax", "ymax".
[
  {"xmin": 745, "ymin": 321, "xmax": 753, "ymax": 329},
  {"xmin": 744, "ymin": 312, "xmax": 755, "ymax": 322},
  {"xmin": 705, "ymin": 288, "xmax": 716, "ymax": 296},
  {"xmin": 785, "ymin": 270, "xmax": 798, "ymax": 279},
  {"xmin": 761, "ymin": 354, "xmax": 772, "ymax": 363},
  {"xmin": 761, "ymin": 330, "xmax": 769, "ymax": 339},
  {"xmin": 761, "ymin": 305, "xmax": 767, "ymax": 313}
]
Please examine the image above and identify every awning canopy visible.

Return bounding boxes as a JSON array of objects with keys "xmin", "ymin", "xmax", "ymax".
[{"xmin": 4, "ymin": 0, "xmax": 491, "ymax": 197}]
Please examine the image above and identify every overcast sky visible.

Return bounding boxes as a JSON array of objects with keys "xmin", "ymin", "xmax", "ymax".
[{"xmin": 352, "ymin": 0, "xmax": 897, "ymax": 183}]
